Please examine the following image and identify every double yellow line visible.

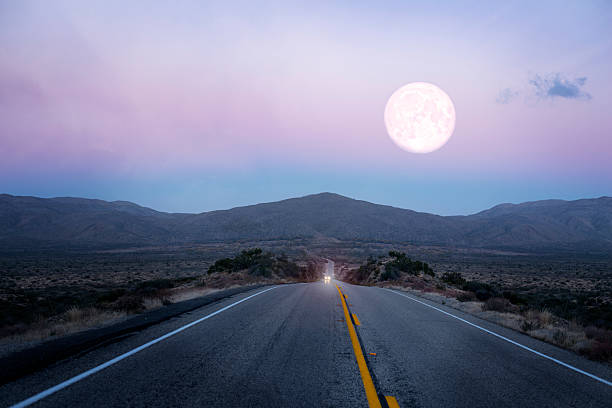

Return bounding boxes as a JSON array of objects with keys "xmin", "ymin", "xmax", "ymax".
[{"xmin": 335, "ymin": 285, "xmax": 399, "ymax": 408}]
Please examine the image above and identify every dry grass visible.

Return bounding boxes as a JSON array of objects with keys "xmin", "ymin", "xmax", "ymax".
[
  {"xmin": 525, "ymin": 309, "xmax": 553, "ymax": 328},
  {"xmin": 0, "ymin": 285, "xmax": 236, "ymax": 356},
  {"xmin": 527, "ymin": 326, "xmax": 588, "ymax": 352},
  {"xmin": 0, "ymin": 269, "xmax": 298, "ymax": 355},
  {"xmin": 168, "ymin": 287, "xmax": 219, "ymax": 303},
  {"xmin": 482, "ymin": 297, "xmax": 516, "ymax": 313},
  {"xmin": 0, "ymin": 307, "xmax": 126, "ymax": 346},
  {"xmin": 142, "ymin": 297, "xmax": 164, "ymax": 310}
]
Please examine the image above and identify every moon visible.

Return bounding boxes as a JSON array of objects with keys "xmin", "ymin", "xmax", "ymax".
[{"xmin": 384, "ymin": 82, "xmax": 456, "ymax": 154}]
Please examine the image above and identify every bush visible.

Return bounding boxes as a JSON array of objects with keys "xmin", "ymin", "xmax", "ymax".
[
  {"xmin": 582, "ymin": 339, "xmax": 612, "ymax": 361},
  {"xmin": 248, "ymin": 263, "xmax": 272, "ymax": 277},
  {"xmin": 585, "ymin": 326, "xmax": 612, "ymax": 342},
  {"xmin": 457, "ymin": 292, "xmax": 476, "ymax": 302},
  {"xmin": 233, "ymin": 248, "xmax": 264, "ymax": 271},
  {"xmin": 380, "ymin": 266, "xmax": 398, "ymax": 281},
  {"xmin": 441, "ymin": 272, "xmax": 465, "ymax": 285},
  {"xmin": 521, "ymin": 309, "xmax": 553, "ymax": 332},
  {"xmin": 552, "ymin": 329, "xmax": 568, "ymax": 345},
  {"xmin": 462, "ymin": 281, "xmax": 497, "ymax": 301},
  {"xmin": 207, "ymin": 258, "xmax": 234, "ymax": 274},
  {"xmin": 521, "ymin": 320, "xmax": 535, "ymax": 332},
  {"xmin": 96, "ymin": 289, "xmax": 126, "ymax": 303},
  {"xmin": 482, "ymin": 297, "xmax": 515, "ymax": 313},
  {"xmin": 136, "ymin": 279, "xmax": 176, "ymax": 291},
  {"xmin": 115, "ymin": 295, "xmax": 145, "ymax": 312},
  {"xmin": 206, "ymin": 248, "xmax": 305, "ymax": 280},
  {"xmin": 354, "ymin": 258, "xmax": 379, "ymax": 281},
  {"xmin": 502, "ymin": 290, "xmax": 525, "ymax": 305},
  {"xmin": 475, "ymin": 289, "xmax": 492, "ymax": 301},
  {"xmin": 386, "ymin": 251, "xmax": 434, "ymax": 277}
]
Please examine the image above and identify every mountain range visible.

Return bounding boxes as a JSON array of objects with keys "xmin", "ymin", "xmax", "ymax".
[{"xmin": 1, "ymin": 193, "xmax": 611, "ymax": 253}]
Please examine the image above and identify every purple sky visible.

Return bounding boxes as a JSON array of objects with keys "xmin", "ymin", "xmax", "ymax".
[{"xmin": 1, "ymin": 1, "xmax": 611, "ymax": 214}]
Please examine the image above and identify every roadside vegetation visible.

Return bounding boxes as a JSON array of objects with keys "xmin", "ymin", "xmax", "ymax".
[
  {"xmin": 343, "ymin": 251, "xmax": 435, "ymax": 284},
  {"xmin": 207, "ymin": 248, "xmax": 318, "ymax": 280},
  {"xmin": 0, "ymin": 276, "xmax": 214, "ymax": 346},
  {"xmin": 0, "ymin": 248, "xmax": 318, "ymax": 352},
  {"xmin": 342, "ymin": 251, "xmax": 612, "ymax": 363}
]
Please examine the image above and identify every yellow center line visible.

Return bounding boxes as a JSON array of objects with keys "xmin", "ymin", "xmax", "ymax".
[
  {"xmin": 385, "ymin": 396, "xmax": 400, "ymax": 408},
  {"xmin": 335, "ymin": 285, "xmax": 382, "ymax": 408},
  {"xmin": 352, "ymin": 313, "xmax": 361, "ymax": 326}
]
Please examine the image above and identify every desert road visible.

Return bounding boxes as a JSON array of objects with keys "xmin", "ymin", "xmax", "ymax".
[{"xmin": 1, "ymin": 281, "xmax": 611, "ymax": 407}]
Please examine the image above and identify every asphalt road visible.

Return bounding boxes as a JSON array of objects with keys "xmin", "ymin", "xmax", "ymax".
[{"xmin": 1, "ymin": 280, "xmax": 611, "ymax": 407}]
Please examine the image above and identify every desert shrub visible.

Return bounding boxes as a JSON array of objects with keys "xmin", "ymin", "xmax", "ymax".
[
  {"xmin": 462, "ymin": 281, "xmax": 497, "ymax": 301},
  {"xmin": 356, "ymin": 257, "xmax": 379, "ymax": 281},
  {"xmin": 142, "ymin": 297, "xmax": 163, "ymax": 310},
  {"xmin": 207, "ymin": 248, "xmax": 263, "ymax": 274},
  {"xmin": 521, "ymin": 320, "xmax": 535, "ymax": 332},
  {"xmin": 248, "ymin": 263, "xmax": 272, "ymax": 277},
  {"xmin": 482, "ymin": 297, "xmax": 515, "ymax": 313},
  {"xmin": 462, "ymin": 280, "xmax": 492, "ymax": 293},
  {"xmin": 475, "ymin": 289, "xmax": 492, "ymax": 301},
  {"xmin": 206, "ymin": 248, "xmax": 305, "ymax": 280},
  {"xmin": 583, "ymin": 326, "xmax": 612, "ymax": 361},
  {"xmin": 66, "ymin": 306, "xmax": 86, "ymax": 322},
  {"xmin": 585, "ymin": 326, "xmax": 612, "ymax": 342},
  {"xmin": 552, "ymin": 329, "xmax": 568, "ymax": 345},
  {"xmin": 537, "ymin": 309, "xmax": 553, "ymax": 326},
  {"xmin": 457, "ymin": 292, "xmax": 476, "ymax": 302},
  {"xmin": 282, "ymin": 261, "xmax": 301, "ymax": 278},
  {"xmin": 581, "ymin": 338, "xmax": 612, "ymax": 361},
  {"xmin": 233, "ymin": 248, "xmax": 264, "ymax": 271},
  {"xmin": 441, "ymin": 272, "xmax": 465, "ymax": 285},
  {"xmin": 521, "ymin": 309, "xmax": 554, "ymax": 332},
  {"xmin": 297, "ymin": 262, "xmax": 319, "ymax": 281},
  {"xmin": 386, "ymin": 251, "xmax": 434, "ymax": 277},
  {"xmin": 410, "ymin": 279, "xmax": 428, "ymax": 291},
  {"xmin": 136, "ymin": 279, "xmax": 176, "ymax": 291},
  {"xmin": 520, "ymin": 291, "xmax": 612, "ymax": 330},
  {"xmin": 502, "ymin": 290, "xmax": 525, "ymax": 305},
  {"xmin": 96, "ymin": 289, "xmax": 126, "ymax": 303},
  {"xmin": 380, "ymin": 266, "xmax": 399, "ymax": 281},
  {"xmin": 207, "ymin": 257, "xmax": 234, "ymax": 274},
  {"xmin": 115, "ymin": 295, "xmax": 144, "ymax": 312}
]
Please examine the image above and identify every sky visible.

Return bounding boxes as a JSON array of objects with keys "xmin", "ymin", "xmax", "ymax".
[{"xmin": 1, "ymin": 0, "xmax": 611, "ymax": 215}]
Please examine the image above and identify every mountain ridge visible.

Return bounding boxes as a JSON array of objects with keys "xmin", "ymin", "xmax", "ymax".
[{"xmin": 1, "ymin": 192, "xmax": 611, "ymax": 253}]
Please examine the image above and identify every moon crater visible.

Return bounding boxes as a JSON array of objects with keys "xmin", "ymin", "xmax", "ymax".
[{"xmin": 384, "ymin": 82, "xmax": 456, "ymax": 153}]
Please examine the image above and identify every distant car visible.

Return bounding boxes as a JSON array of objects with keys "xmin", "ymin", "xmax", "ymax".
[{"xmin": 324, "ymin": 275, "xmax": 331, "ymax": 283}]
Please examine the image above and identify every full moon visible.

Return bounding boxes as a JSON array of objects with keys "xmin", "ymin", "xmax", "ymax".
[{"xmin": 384, "ymin": 82, "xmax": 456, "ymax": 154}]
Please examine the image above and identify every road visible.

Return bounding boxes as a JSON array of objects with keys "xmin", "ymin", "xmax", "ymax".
[{"xmin": 1, "ymin": 280, "xmax": 611, "ymax": 407}]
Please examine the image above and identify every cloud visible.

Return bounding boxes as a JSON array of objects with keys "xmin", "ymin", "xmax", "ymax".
[
  {"xmin": 529, "ymin": 73, "xmax": 591, "ymax": 100},
  {"xmin": 496, "ymin": 88, "xmax": 518, "ymax": 104},
  {"xmin": 497, "ymin": 73, "xmax": 592, "ymax": 104}
]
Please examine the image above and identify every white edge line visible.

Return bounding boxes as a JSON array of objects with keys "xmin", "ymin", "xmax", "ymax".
[
  {"xmin": 10, "ymin": 286, "xmax": 279, "ymax": 408},
  {"xmin": 383, "ymin": 288, "xmax": 612, "ymax": 387}
]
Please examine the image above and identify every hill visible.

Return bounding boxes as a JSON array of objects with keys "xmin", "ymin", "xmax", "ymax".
[{"xmin": 1, "ymin": 193, "xmax": 611, "ymax": 253}]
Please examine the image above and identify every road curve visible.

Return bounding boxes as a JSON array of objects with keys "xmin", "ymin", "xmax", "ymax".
[{"xmin": 1, "ymin": 281, "xmax": 611, "ymax": 407}]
